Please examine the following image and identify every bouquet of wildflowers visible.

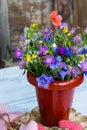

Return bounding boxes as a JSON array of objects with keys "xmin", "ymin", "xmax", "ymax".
[{"xmin": 15, "ymin": 11, "xmax": 87, "ymax": 88}]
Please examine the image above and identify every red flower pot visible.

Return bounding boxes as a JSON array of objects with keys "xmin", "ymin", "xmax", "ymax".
[{"xmin": 27, "ymin": 71, "xmax": 84, "ymax": 127}]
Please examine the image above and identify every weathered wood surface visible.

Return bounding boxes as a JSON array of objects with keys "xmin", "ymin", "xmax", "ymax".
[
  {"xmin": 0, "ymin": 0, "xmax": 11, "ymax": 60},
  {"xmin": 1, "ymin": 0, "xmax": 87, "ymax": 59},
  {"xmin": 73, "ymin": 0, "xmax": 87, "ymax": 27}
]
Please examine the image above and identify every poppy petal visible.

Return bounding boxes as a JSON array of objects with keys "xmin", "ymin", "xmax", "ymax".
[
  {"xmin": 52, "ymin": 15, "xmax": 62, "ymax": 26},
  {"xmin": 50, "ymin": 10, "xmax": 57, "ymax": 19}
]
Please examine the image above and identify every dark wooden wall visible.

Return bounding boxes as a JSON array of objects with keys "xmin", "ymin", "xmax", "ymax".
[
  {"xmin": 0, "ymin": 0, "xmax": 11, "ymax": 60},
  {"xmin": 0, "ymin": 0, "xmax": 87, "ymax": 61},
  {"xmin": 73, "ymin": 0, "xmax": 87, "ymax": 27}
]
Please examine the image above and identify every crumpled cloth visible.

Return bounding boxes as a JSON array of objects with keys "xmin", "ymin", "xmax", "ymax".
[{"xmin": 0, "ymin": 103, "xmax": 83, "ymax": 130}]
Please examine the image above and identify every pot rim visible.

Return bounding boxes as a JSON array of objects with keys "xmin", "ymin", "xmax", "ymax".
[{"xmin": 27, "ymin": 71, "xmax": 84, "ymax": 91}]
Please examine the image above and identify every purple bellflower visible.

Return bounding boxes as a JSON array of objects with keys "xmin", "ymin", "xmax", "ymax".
[
  {"xmin": 36, "ymin": 74, "xmax": 54, "ymax": 88},
  {"xmin": 59, "ymin": 70, "xmax": 68, "ymax": 80}
]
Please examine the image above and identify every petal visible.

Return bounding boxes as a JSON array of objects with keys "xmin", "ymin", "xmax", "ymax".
[
  {"xmin": 52, "ymin": 18, "xmax": 62, "ymax": 26},
  {"xmin": 52, "ymin": 15, "xmax": 62, "ymax": 26},
  {"xmin": 57, "ymin": 15, "xmax": 62, "ymax": 21},
  {"xmin": 59, "ymin": 71, "xmax": 67, "ymax": 80},
  {"xmin": 50, "ymin": 10, "xmax": 57, "ymax": 19}
]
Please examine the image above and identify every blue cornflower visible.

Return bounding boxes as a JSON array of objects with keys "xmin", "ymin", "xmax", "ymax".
[
  {"xmin": 50, "ymin": 64, "xmax": 56, "ymax": 69},
  {"xmin": 65, "ymin": 47, "xmax": 73, "ymax": 56},
  {"xmin": 36, "ymin": 74, "xmax": 54, "ymax": 88},
  {"xmin": 49, "ymin": 56, "xmax": 62, "ymax": 69},
  {"xmin": 50, "ymin": 62, "xmax": 61, "ymax": 70},
  {"xmin": 79, "ymin": 47, "xmax": 87, "ymax": 54},
  {"xmin": 55, "ymin": 56, "xmax": 62, "ymax": 62}
]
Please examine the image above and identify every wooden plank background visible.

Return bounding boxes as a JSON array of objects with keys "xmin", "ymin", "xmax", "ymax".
[{"xmin": 0, "ymin": 0, "xmax": 87, "ymax": 61}]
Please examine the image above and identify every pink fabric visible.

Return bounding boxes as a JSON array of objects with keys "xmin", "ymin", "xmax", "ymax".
[
  {"xmin": 0, "ymin": 103, "xmax": 22, "ymax": 130},
  {"xmin": 3, "ymin": 113, "xmax": 22, "ymax": 123},
  {"xmin": 0, "ymin": 121, "xmax": 7, "ymax": 130},
  {"xmin": 38, "ymin": 123, "xmax": 46, "ymax": 130},
  {"xmin": 19, "ymin": 120, "xmax": 37, "ymax": 130},
  {"xmin": 59, "ymin": 120, "xmax": 83, "ymax": 130},
  {"xmin": 0, "ymin": 103, "xmax": 83, "ymax": 130},
  {"xmin": 0, "ymin": 103, "xmax": 10, "ymax": 114}
]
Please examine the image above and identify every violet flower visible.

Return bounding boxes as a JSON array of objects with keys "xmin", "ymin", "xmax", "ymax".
[
  {"xmin": 80, "ymin": 59, "xmax": 87, "ymax": 73},
  {"xmin": 15, "ymin": 48, "xmax": 23, "ymax": 59},
  {"xmin": 59, "ymin": 22, "xmax": 68, "ymax": 30},
  {"xmin": 44, "ymin": 55, "xmax": 55, "ymax": 66},
  {"xmin": 39, "ymin": 45, "xmax": 48, "ymax": 55},
  {"xmin": 71, "ymin": 46, "xmax": 78, "ymax": 54},
  {"xmin": 73, "ymin": 35, "xmax": 82, "ymax": 44},
  {"xmin": 70, "ymin": 27, "xmax": 76, "ymax": 34},
  {"xmin": 36, "ymin": 74, "xmax": 54, "ymax": 88},
  {"xmin": 71, "ymin": 66, "xmax": 80, "ymax": 77},
  {"xmin": 57, "ymin": 46, "xmax": 67, "ymax": 56},
  {"xmin": 19, "ymin": 60, "xmax": 26, "ymax": 69},
  {"xmin": 84, "ymin": 27, "xmax": 87, "ymax": 34},
  {"xmin": 42, "ymin": 27, "xmax": 52, "ymax": 42}
]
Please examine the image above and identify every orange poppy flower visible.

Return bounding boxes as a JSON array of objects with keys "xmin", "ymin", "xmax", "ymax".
[{"xmin": 50, "ymin": 10, "xmax": 62, "ymax": 26}]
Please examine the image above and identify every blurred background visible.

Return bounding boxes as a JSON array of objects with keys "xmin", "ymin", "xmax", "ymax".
[{"xmin": 0, "ymin": 0, "xmax": 87, "ymax": 68}]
